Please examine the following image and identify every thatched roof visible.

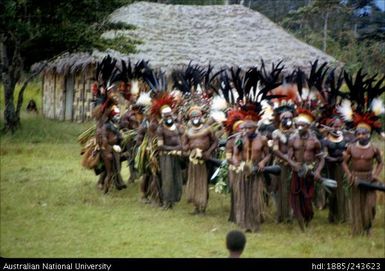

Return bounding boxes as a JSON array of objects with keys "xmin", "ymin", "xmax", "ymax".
[
  {"xmin": 32, "ymin": 50, "xmax": 130, "ymax": 75},
  {"xmin": 37, "ymin": 2, "xmax": 340, "ymax": 75},
  {"xmin": 103, "ymin": 2, "xmax": 339, "ymax": 71}
]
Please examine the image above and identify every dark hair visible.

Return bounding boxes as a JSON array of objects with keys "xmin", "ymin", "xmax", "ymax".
[{"xmin": 226, "ymin": 230, "xmax": 246, "ymax": 252}]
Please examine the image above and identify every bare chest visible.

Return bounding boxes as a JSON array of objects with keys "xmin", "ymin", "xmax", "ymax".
[
  {"xmin": 240, "ymin": 138, "xmax": 265, "ymax": 160},
  {"xmin": 350, "ymin": 146, "xmax": 375, "ymax": 160},
  {"xmin": 187, "ymin": 127, "xmax": 210, "ymax": 140},
  {"xmin": 293, "ymin": 138, "xmax": 317, "ymax": 151}
]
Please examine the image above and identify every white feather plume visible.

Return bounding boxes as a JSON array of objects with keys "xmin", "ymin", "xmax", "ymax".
[
  {"xmin": 370, "ymin": 98, "xmax": 385, "ymax": 116},
  {"xmin": 131, "ymin": 80, "xmax": 139, "ymax": 95},
  {"xmin": 136, "ymin": 92, "xmax": 152, "ymax": 106},
  {"xmin": 309, "ymin": 89, "xmax": 318, "ymax": 100},
  {"xmin": 259, "ymin": 100, "xmax": 274, "ymax": 124},
  {"xmin": 256, "ymin": 81, "xmax": 262, "ymax": 102},
  {"xmin": 211, "ymin": 96, "xmax": 227, "ymax": 111},
  {"xmin": 337, "ymin": 99, "xmax": 353, "ymax": 121},
  {"xmin": 196, "ymin": 84, "xmax": 202, "ymax": 94},
  {"xmin": 210, "ymin": 110, "xmax": 227, "ymax": 123},
  {"xmin": 231, "ymin": 88, "xmax": 239, "ymax": 103},
  {"xmin": 301, "ymin": 87, "xmax": 310, "ymax": 100}
]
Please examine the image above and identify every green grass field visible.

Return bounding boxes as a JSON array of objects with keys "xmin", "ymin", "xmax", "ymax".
[
  {"xmin": 1, "ymin": 113, "xmax": 384, "ymax": 258},
  {"xmin": 0, "ymin": 85, "xmax": 384, "ymax": 258}
]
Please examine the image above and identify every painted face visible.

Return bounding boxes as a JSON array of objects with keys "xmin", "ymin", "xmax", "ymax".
[
  {"xmin": 330, "ymin": 119, "xmax": 343, "ymax": 137},
  {"xmin": 356, "ymin": 128, "xmax": 370, "ymax": 145},
  {"xmin": 281, "ymin": 117, "xmax": 293, "ymax": 129},
  {"xmin": 295, "ymin": 121, "xmax": 310, "ymax": 135},
  {"xmin": 245, "ymin": 126, "xmax": 256, "ymax": 138},
  {"xmin": 191, "ymin": 116, "xmax": 201, "ymax": 126},
  {"xmin": 161, "ymin": 112, "xmax": 173, "ymax": 126}
]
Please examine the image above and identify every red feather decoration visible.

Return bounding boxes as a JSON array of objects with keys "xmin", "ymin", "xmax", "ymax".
[
  {"xmin": 224, "ymin": 109, "xmax": 245, "ymax": 133},
  {"xmin": 271, "ymin": 84, "xmax": 299, "ymax": 104},
  {"xmin": 353, "ymin": 112, "xmax": 382, "ymax": 131},
  {"xmin": 150, "ymin": 93, "xmax": 176, "ymax": 117},
  {"xmin": 242, "ymin": 110, "xmax": 261, "ymax": 122}
]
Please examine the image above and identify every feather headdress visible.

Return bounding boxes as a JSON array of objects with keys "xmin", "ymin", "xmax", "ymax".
[
  {"xmin": 343, "ymin": 69, "xmax": 385, "ymax": 133},
  {"xmin": 171, "ymin": 61, "xmax": 205, "ymax": 95},
  {"xmin": 224, "ymin": 109, "xmax": 245, "ymax": 133},
  {"xmin": 136, "ymin": 92, "xmax": 152, "ymax": 107},
  {"xmin": 291, "ymin": 60, "xmax": 331, "ymax": 124},
  {"xmin": 143, "ymin": 69, "xmax": 167, "ymax": 95},
  {"xmin": 228, "ymin": 61, "xmax": 284, "ymax": 123},
  {"xmin": 318, "ymin": 68, "xmax": 345, "ymax": 125},
  {"xmin": 150, "ymin": 93, "xmax": 175, "ymax": 118},
  {"xmin": 202, "ymin": 63, "xmax": 223, "ymax": 96},
  {"xmin": 337, "ymin": 99, "xmax": 353, "ymax": 122},
  {"xmin": 92, "ymin": 55, "xmax": 123, "ymax": 108}
]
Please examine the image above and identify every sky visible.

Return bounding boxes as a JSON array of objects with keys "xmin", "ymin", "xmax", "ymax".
[{"xmin": 375, "ymin": 0, "xmax": 385, "ymax": 10}]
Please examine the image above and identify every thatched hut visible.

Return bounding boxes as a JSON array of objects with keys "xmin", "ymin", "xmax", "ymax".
[
  {"xmin": 39, "ymin": 2, "xmax": 339, "ymax": 122},
  {"xmin": 38, "ymin": 52, "xmax": 129, "ymax": 122}
]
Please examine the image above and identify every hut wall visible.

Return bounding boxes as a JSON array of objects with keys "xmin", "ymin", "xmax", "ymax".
[
  {"xmin": 72, "ymin": 67, "xmax": 94, "ymax": 123},
  {"xmin": 43, "ymin": 71, "xmax": 55, "ymax": 119},
  {"xmin": 55, "ymin": 74, "xmax": 65, "ymax": 120},
  {"xmin": 73, "ymin": 72, "xmax": 85, "ymax": 122},
  {"xmin": 83, "ymin": 66, "xmax": 95, "ymax": 121},
  {"xmin": 43, "ymin": 65, "xmax": 96, "ymax": 122}
]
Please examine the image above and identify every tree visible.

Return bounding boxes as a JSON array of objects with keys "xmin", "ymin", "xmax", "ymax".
[
  {"xmin": 349, "ymin": 1, "xmax": 385, "ymax": 40},
  {"xmin": 279, "ymin": 0, "xmax": 384, "ymax": 74},
  {"xmin": 0, "ymin": 0, "xmax": 137, "ymax": 133},
  {"xmin": 281, "ymin": 0, "xmax": 348, "ymax": 53},
  {"xmin": 236, "ymin": 0, "xmax": 309, "ymax": 22}
]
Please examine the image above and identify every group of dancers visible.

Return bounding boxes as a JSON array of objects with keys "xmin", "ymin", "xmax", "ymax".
[{"xmin": 79, "ymin": 56, "xmax": 384, "ymax": 236}]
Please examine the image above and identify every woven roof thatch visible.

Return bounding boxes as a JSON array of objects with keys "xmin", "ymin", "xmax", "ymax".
[
  {"xmin": 104, "ymin": 2, "xmax": 339, "ymax": 71},
  {"xmin": 36, "ymin": 2, "xmax": 340, "ymax": 75},
  {"xmin": 32, "ymin": 50, "xmax": 130, "ymax": 75}
]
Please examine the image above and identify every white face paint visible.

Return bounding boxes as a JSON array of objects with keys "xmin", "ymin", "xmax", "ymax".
[
  {"xmin": 282, "ymin": 119, "xmax": 292, "ymax": 128},
  {"xmin": 165, "ymin": 118, "xmax": 174, "ymax": 126},
  {"xmin": 192, "ymin": 119, "xmax": 200, "ymax": 126}
]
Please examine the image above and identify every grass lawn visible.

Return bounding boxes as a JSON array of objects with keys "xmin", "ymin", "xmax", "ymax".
[{"xmin": 1, "ymin": 113, "xmax": 384, "ymax": 258}]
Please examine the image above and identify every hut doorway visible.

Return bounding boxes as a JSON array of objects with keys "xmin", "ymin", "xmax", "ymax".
[{"xmin": 65, "ymin": 74, "xmax": 75, "ymax": 121}]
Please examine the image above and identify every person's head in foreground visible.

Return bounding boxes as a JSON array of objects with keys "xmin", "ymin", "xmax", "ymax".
[{"xmin": 226, "ymin": 230, "xmax": 246, "ymax": 258}]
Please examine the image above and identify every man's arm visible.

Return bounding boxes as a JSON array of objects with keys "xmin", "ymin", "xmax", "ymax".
[
  {"xmin": 314, "ymin": 139, "xmax": 325, "ymax": 181},
  {"xmin": 203, "ymin": 128, "xmax": 218, "ymax": 159},
  {"xmin": 225, "ymin": 139, "xmax": 234, "ymax": 164},
  {"xmin": 271, "ymin": 129, "xmax": 291, "ymax": 161},
  {"xmin": 156, "ymin": 126, "xmax": 166, "ymax": 151},
  {"xmin": 342, "ymin": 145, "xmax": 353, "ymax": 183},
  {"xmin": 373, "ymin": 146, "xmax": 384, "ymax": 180},
  {"xmin": 135, "ymin": 124, "xmax": 146, "ymax": 146},
  {"xmin": 182, "ymin": 131, "xmax": 190, "ymax": 153},
  {"xmin": 272, "ymin": 137, "xmax": 287, "ymax": 161},
  {"xmin": 258, "ymin": 137, "xmax": 271, "ymax": 170}
]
